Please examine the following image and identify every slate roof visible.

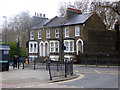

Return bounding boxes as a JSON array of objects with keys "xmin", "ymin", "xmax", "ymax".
[
  {"xmin": 63, "ymin": 13, "xmax": 92, "ymax": 26},
  {"xmin": 30, "ymin": 13, "xmax": 93, "ymax": 30},
  {"xmin": 44, "ymin": 16, "xmax": 66, "ymax": 28},
  {"xmin": 30, "ymin": 19, "xmax": 49, "ymax": 30}
]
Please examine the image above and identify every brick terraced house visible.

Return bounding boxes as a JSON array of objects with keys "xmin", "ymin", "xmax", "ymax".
[{"xmin": 28, "ymin": 8, "xmax": 117, "ymax": 61}]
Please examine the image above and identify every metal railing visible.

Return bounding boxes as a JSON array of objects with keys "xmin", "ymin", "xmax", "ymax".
[
  {"xmin": 18, "ymin": 57, "xmax": 48, "ymax": 70},
  {"xmin": 77, "ymin": 53, "xmax": 120, "ymax": 67},
  {"xmin": 47, "ymin": 59, "xmax": 73, "ymax": 80}
]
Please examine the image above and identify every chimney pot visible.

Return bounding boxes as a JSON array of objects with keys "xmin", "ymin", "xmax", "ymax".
[
  {"xmin": 43, "ymin": 14, "xmax": 45, "ymax": 17},
  {"xmin": 37, "ymin": 13, "xmax": 39, "ymax": 16},
  {"xmin": 40, "ymin": 13, "xmax": 42, "ymax": 17}
]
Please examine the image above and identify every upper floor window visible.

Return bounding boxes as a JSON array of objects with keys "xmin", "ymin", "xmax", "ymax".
[
  {"xmin": 47, "ymin": 30, "xmax": 50, "ymax": 38},
  {"xmin": 75, "ymin": 26, "xmax": 80, "ymax": 36},
  {"xmin": 65, "ymin": 28, "xmax": 69, "ymax": 37},
  {"xmin": 30, "ymin": 32, "xmax": 34, "ymax": 40},
  {"xmin": 55, "ymin": 29, "xmax": 59, "ymax": 38},
  {"xmin": 38, "ymin": 30, "xmax": 42, "ymax": 39}
]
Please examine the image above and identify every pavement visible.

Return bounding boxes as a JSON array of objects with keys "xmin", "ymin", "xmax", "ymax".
[{"xmin": 1, "ymin": 66, "xmax": 78, "ymax": 88}]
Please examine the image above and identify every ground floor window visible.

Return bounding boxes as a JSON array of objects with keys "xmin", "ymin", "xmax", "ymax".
[
  {"xmin": 64, "ymin": 40, "xmax": 74, "ymax": 52},
  {"xmin": 50, "ymin": 41, "xmax": 59, "ymax": 52},
  {"xmin": 29, "ymin": 42, "xmax": 38, "ymax": 53}
]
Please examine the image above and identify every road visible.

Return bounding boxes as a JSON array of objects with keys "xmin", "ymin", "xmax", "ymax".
[
  {"xmin": 1, "ymin": 65, "xmax": 119, "ymax": 88},
  {"xmin": 55, "ymin": 65, "xmax": 119, "ymax": 88},
  {"xmin": 30, "ymin": 65, "xmax": 119, "ymax": 88}
]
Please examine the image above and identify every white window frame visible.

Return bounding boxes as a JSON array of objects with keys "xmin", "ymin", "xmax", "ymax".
[
  {"xmin": 46, "ymin": 30, "xmax": 50, "ymax": 38},
  {"xmin": 65, "ymin": 27, "xmax": 69, "ymax": 37},
  {"xmin": 55, "ymin": 29, "xmax": 59, "ymax": 38},
  {"xmin": 29, "ymin": 42, "xmax": 38, "ymax": 53},
  {"xmin": 39, "ymin": 41, "xmax": 45, "ymax": 57},
  {"xmin": 50, "ymin": 42, "xmax": 54, "ymax": 52},
  {"xmin": 50, "ymin": 41, "xmax": 59, "ymax": 52},
  {"xmin": 30, "ymin": 31, "xmax": 34, "ymax": 40},
  {"xmin": 64, "ymin": 40, "xmax": 74, "ymax": 53},
  {"xmin": 38, "ymin": 30, "xmax": 42, "ymax": 39},
  {"xmin": 70, "ymin": 41, "xmax": 74, "ymax": 52},
  {"xmin": 75, "ymin": 26, "xmax": 80, "ymax": 36},
  {"xmin": 55, "ymin": 42, "xmax": 59, "ymax": 52}
]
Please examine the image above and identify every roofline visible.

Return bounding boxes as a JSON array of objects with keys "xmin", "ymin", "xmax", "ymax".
[
  {"xmin": 61, "ymin": 23, "xmax": 83, "ymax": 27},
  {"xmin": 44, "ymin": 16, "xmax": 58, "ymax": 26}
]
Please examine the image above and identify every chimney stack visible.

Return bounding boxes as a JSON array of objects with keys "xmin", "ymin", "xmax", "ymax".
[{"xmin": 66, "ymin": 8, "xmax": 82, "ymax": 20}]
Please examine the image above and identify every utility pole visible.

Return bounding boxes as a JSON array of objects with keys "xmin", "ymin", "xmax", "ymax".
[{"xmin": 3, "ymin": 16, "xmax": 7, "ymax": 43}]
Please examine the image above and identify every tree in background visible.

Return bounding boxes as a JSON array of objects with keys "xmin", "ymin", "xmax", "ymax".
[
  {"xmin": 2, "ymin": 11, "xmax": 33, "ymax": 56},
  {"xmin": 58, "ymin": 0, "xmax": 119, "ymax": 30},
  {"xmin": 90, "ymin": 1, "xmax": 118, "ymax": 30},
  {"xmin": 58, "ymin": 0, "xmax": 90, "ymax": 17}
]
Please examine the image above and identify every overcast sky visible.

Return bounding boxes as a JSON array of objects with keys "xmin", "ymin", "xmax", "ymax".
[
  {"xmin": 0, "ymin": 0, "xmax": 76, "ymax": 27},
  {"xmin": 0, "ymin": 0, "xmax": 119, "ymax": 27}
]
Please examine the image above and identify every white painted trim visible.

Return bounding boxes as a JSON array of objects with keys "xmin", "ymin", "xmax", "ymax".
[
  {"xmin": 30, "ymin": 31, "xmax": 34, "ymax": 40},
  {"xmin": 38, "ymin": 30, "xmax": 42, "ymax": 39},
  {"xmin": 64, "ymin": 55, "xmax": 74, "ymax": 61},
  {"xmin": 65, "ymin": 27, "xmax": 69, "ymax": 37},
  {"xmin": 39, "ymin": 41, "xmax": 45, "ymax": 56},
  {"xmin": 76, "ymin": 39, "xmax": 83, "ymax": 55},
  {"xmin": 75, "ymin": 26, "xmax": 80, "ymax": 36},
  {"xmin": 46, "ymin": 29, "xmax": 50, "ymax": 38},
  {"xmin": 55, "ymin": 28, "xmax": 59, "ymax": 38},
  {"xmin": 45, "ymin": 41, "xmax": 49, "ymax": 56},
  {"xmin": 64, "ymin": 40, "xmax": 74, "ymax": 53},
  {"xmin": 49, "ymin": 40, "xmax": 59, "ymax": 52},
  {"xmin": 0, "ymin": 48, "xmax": 10, "ymax": 50},
  {"xmin": 29, "ymin": 41, "xmax": 38, "ymax": 53},
  {"xmin": 50, "ymin": 55, "xmax": 59, "ymax": 61}
]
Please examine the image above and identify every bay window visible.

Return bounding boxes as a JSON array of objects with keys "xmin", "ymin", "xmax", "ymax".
[
  {"xmin": 64, "ymin": 40, "xmax": 74, "ymax": 52},
  {"xmin": 50, "ymin": 41, "xmax": 59, "ymax": 52}
]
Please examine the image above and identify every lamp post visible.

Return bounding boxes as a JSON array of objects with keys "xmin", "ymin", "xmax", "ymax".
[
  {"xmin": 3, "ymin": 16, "xmax": 7, "ymax": 43},
  {"xmin": 16, "ymin": 37, "xmax": 20, "ymax": 69}
]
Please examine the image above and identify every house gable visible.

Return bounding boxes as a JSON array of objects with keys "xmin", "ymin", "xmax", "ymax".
[{"xmin": 85, "ymin": 12, "xmax": 106, "ymax": 30}]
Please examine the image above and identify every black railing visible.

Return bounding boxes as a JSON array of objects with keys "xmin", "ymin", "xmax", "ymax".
[
  {"xmin": 77, "ymin": 53, "xmax": 120, "ymax": 67},
  {"xmin": 47, "ymin": 59, "xmax": 73, "ymax": 80},
  {"xmin": 18, "ymin": 57, "xmax": 48, "ymax": 70}
]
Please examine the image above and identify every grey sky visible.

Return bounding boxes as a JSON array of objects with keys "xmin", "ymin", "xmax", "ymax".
[{"xmin": 0, "ymin": 0, "xmax": 119, "ymax": 27}]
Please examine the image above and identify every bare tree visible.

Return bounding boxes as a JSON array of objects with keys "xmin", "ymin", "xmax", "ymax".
[
  {"xmin": 90, "ymin": 1, "xmax": 118, "ymax": 30},
  {"xmin": 58, "ymin": 0, "xmax": 90, "ymax": 17},
  {"xmin": 2, "ymin": 11, "xmax": 33, "ymax": 56}
]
